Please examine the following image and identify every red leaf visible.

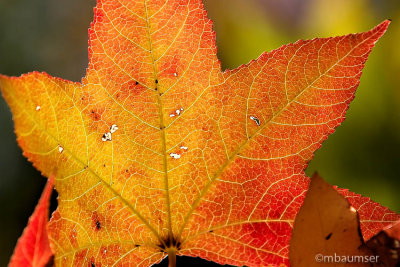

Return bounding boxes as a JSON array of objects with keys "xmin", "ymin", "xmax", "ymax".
[
  {"xmin": 364, "ymin": 220, "xmax": 400, "ymax": 266},
  {"xmin": 338, "ymin": 188, "xmax": 400, "ymax": 241},
  {"xmin": 9, "ymin": 177, "xmax": 54, "ymax": 267}
]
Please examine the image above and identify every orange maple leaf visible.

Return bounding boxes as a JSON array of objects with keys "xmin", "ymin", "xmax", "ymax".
[
  {"xmin": 0, "ymin": 1, "xmax": 398, "ymax": 266},
  {"xmin": 9, "ymin": 177, "xmax": 54, "ymax": 267}
]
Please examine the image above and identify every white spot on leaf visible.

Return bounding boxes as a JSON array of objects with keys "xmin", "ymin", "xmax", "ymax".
[
  {"xmin": 180, "ymin": 146, "xmax": 188, "ymax": 150},
  {"xmin": 170, "ymin": 153, "xmax": 181, "ymax": 159},
  {"xmin": 170, "ymin": 108, "xmax": 184, "ymax": 118},
  {"xmin": 249, "ymin": 115, "xmax": 261, "ymax": 126},
  {"xmin": 110, "ymin": 124, "xmax": 118, "ymax": 133},
  {"xmin": 58, "ymin": 146, "xmax": 64, "ymax": 154},
  {"xmin": 36, "ymin": 106, "xmax": 41, "ymax": 111},
  {"xmin": 71, "ymin": 228, "xmax": 77, "ymax": 238},
  {"xmin": 102, "ymin": 132, "xmax": 112, "ymax": 142}
]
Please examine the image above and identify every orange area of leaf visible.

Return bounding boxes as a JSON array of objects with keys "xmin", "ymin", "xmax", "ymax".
[{"xmin": 0, "ymin": 0, "xmax": 398, "ymax": 266}]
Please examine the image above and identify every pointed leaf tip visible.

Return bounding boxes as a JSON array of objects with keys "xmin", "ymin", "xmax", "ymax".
[
  {"xmin": 9, "ymin": 176, "xmax": 54, "ymax": 267},
  {"xmin": 374, "ymin": 19, "xmax": 391, "ymax": 36},
  {"xmin": 381, "ymin": 19, "xmax": 391, "ymax": 28}
]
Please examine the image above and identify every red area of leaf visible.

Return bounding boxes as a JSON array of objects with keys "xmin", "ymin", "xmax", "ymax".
[{"xmin": 9, "ymin": 177, "xmax": 54, "ymax": 267}]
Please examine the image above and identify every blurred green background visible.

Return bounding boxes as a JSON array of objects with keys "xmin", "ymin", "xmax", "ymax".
[{"xmin": 0, "ymin": 0, "xmax": 399, "ymax": 265}]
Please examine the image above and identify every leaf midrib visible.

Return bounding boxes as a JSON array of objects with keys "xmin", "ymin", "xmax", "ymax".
[{"xmin": 143, "ymin": 0, "xmax": 174, "ymax": 245}]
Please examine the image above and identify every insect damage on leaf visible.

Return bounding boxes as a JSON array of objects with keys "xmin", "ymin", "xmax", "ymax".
[
  {"xmin": 249, "ymin": 115, "xmax": 261, "ymax": 126},
  {"xmin": 0, "ymin": 0, "xmax": 399, "ymax": 266}
]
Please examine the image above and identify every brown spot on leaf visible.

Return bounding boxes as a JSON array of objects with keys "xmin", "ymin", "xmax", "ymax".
[
  {"xmin": 89, "ymin": 109, "xmax": 101, "ymax": 121},
  {"xmin": 325, "ymin": 233, "xmax": 332, "ymax": 240},
  {"xmin": 91, "ymin": 212, "xmax": 104, "ymax": 231},
  {"xmin": 89, "ymin": 257, "xmax": 100, "ymax": 267},
  {"xmin": 96, "ymin": 220, "xmax": 101, "ymax": 230},
  {"xmin": 124, "ymin": 80, "xmax": 146, "ymax": 96},
  {"xmin": 127, "ymin": 80, "xmax": 138, "ymax": 90}
]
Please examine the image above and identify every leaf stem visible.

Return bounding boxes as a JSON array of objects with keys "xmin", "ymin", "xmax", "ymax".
[{"xmin": 166, "ymin": 247, "xmax": 177, "ymax": 267}]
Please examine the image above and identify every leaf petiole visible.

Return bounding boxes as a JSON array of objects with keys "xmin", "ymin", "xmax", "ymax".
[{"xmin": 166, "ymin": 247, "xmax": 177, "ymax": 267}]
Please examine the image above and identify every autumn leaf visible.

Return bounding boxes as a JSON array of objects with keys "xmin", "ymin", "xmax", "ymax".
[
  {"xmin": 290, "ymin": 174, "xmax": 400, "ymax": 267},
  {"xmin": 9, "ymin": 176, "xmax": 54, "ymax": 267},
  {"xmin": 364, "ymin": 220, "xmax": 400, "ymax": 266},
  {"xmin": 385, "ymin": 220, "xmax": 400, "ymax": 240},
  {"xmin": 0, "ymin": 0, "xmax": 398, "ymax": 266},
  {"xmin": 290, "ymin": 174, "xmax": 373, "ymax": 267}
]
